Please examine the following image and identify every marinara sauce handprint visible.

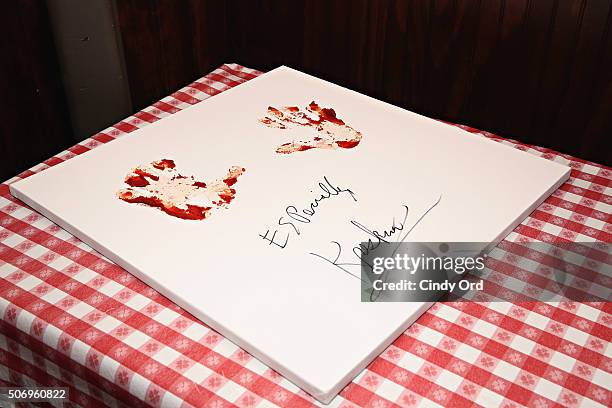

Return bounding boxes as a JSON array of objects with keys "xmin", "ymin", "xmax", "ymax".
[
  {"xmin": 260, "ymin": 101, "xmax": 362, "ymax": 154},
  {"xmin": 117, "ymin": 159, "xmax": 245, "ymax": 220}
]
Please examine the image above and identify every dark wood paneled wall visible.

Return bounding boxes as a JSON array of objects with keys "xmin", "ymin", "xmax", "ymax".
[
  {"xmin": 116, "ymin": 0, "xmax": 227, "ymax": 110},
  {"xmin": 116, "ymin": 0, "xmax": 612, "ymax": 166},
  {"xmin": 1, "ymin": 1, "xmax": 74, "ymax": 182}
]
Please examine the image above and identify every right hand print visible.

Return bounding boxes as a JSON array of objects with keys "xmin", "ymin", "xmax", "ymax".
[{"xmin": 259, "ymin": 101, "xmax": 362, "ymax": 154}]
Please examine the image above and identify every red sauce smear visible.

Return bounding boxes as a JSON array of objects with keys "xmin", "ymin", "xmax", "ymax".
[
  {"xmin": 259, "ymin": 101, "xmax": 362, "ymax": 154},
  {"xmin": 117, "ymin": 159, "xmax": 245, "ymax": 220}
]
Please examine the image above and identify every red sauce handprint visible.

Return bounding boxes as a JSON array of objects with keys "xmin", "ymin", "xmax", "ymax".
[
  {"xmin": 117, "ymin": 159, "xmax": 245, "ymax": 220},
  {"xmin": 259, "ymin": 101, "xmax": 362, "ymax": 154}
]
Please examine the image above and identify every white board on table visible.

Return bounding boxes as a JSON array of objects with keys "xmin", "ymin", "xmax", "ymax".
[{"xmin": 10, "ymin": 66, "xmax": 570, "ymax": 404}]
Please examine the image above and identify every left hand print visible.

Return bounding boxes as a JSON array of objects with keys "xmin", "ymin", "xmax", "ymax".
[{"xmin": 117, "ymin": 159, "xmax": 245, "ymax": 220}]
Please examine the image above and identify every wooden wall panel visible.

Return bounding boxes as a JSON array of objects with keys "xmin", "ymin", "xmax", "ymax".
[
  {"xmin": 582, "ymin": 2, "xmax": 612, "ymax": 160},
  {"xmin": 114, "ymin": 0, "xmax": 612, "ymax": 165},
  {"xmin": 0, "ymin": 1, "xmax": 74, "ymax": 182},
  {"xmin": 116, "ymin": 0, "xmax": 227, "ymax": 111}
]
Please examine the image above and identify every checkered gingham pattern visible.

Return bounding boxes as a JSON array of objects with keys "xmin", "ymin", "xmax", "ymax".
[{"xmin": 0, "ymin": 64, "xmax": 610, "ymax": 408}]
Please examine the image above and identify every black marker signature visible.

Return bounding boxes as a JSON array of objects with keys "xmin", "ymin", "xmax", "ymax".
[
  {"xmin": 310, "ymin": 195, "xmax": 442, "ymax": 281},
  {"xmin": 259, "ymin": 176, "xmax": 357, "ymax": 248}
]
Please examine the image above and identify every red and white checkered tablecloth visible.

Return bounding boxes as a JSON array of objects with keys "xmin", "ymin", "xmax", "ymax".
[{"xmin": 0, "ymin": 64, "xmax": 610, "ymax": 408}]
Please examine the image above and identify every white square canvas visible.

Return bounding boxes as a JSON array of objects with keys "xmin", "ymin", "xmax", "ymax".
[{"xmin": 10, "ymin": 66, "xmax": 570, "ymax": 403}]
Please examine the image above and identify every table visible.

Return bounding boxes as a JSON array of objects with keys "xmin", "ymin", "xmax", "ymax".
[{"xmin": 0, "ymin": 64, "xmax": 610, "ymax": 408}]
